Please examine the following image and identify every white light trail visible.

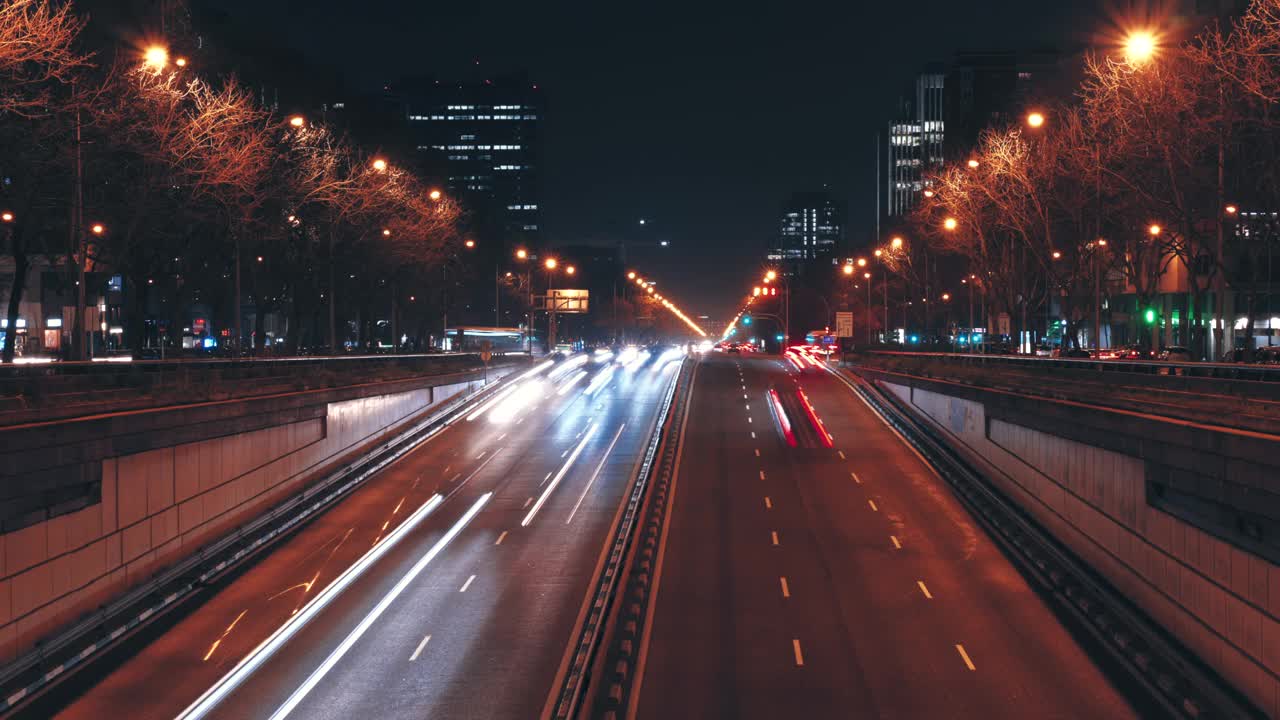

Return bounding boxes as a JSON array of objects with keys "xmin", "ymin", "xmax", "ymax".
[
  {"xmin": 521, "ymin": 423, "xmax": 598, "ymax": 527},
  {"xmin": 466, "ymin": 383, "xmax": 521, "ymax": 422},
  {"xmin": 547, "ymin": 353, "xmax": 588, "ymax": 380},
  {"xmin": 488, "ymin": 380, "xmax": 544, "ymax": 423},
  {"xmin": 268, "ymin": 492, "xmax": 493, "ymax": 720},
  {"xmin": 556, "ymin": 369, "xmax": 588, "ymax": 395},
  {"xmin": 583, "ymin": 366, "xmax": 615, "ymax": 397},
  {"xmin": 176, "ymin": 493, "xmax": 446, "ymax": 720}
]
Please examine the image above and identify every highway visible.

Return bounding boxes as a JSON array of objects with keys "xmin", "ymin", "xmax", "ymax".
[
  {"xmin": 36, "ymin": 348, "xmax": 682, "ymax": 720},
  {"xmin": 632, "ymin": 352, "xmax": 1140, "ymax": 719}
]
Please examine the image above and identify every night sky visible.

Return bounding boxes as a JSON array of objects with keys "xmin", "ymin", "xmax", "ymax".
[{"xmin": 201, "ymin": 0, "xmax": 1106, "ymax": 324}]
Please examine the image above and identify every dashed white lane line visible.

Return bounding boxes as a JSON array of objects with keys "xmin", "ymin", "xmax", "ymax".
[
  {"xmin": 540, "ymin": 471, "xmax": 554, "ymax": 487},
  {"xmin": 497, "ymin": 434, "xmax": 508, "ymax": 442},
  {"xmin": 476, "ymin": 451, "xmax": 487, "ymax": 459},
  {"xmin": 837, "ymin": 450, "xmax": 846, "ymax": 460},
  {"xmin": 917, "ymin": 581, "xmax": 933, "ymax": 599},
  {"xmin": 890, "ymin": 535, "xmax": 901, "ymax": 550},
  {"xmin": 495, "ymin": 531, "xmax": 508, "ymax": 546},
  {"xmin": 409, "ymin": 634, "xmax": 432, "ymax": 661},
  {"xmin": 771, "ymin": 531, "xmax": 779, "ymax": 546},
  {"xmin": 745, "ymin": 404, "xmax": 750, "ymax": 411},
  {"xmin": 780, "ymin": 577, "xmax": 791, "ymax": 598},
  {"xmin": 561, "ymin": 449, "xmax": 570, "ymax": 458},
  {"xmin": 460, "ymin": 575, "xmax": 477, "ymax": 593},
  {"xmin": 523, "ymin": 497, "xmax": 534, "ymax": 509},
  {"xmin": 755, "ymin": 449, "xmax": 761, "ymax": 457},
  {"xmin": 759, "ymin": 470, "xmax": 766, "ymax": 480},
  {"xmin": 792, "ymin": 639, "xmax": 805, "ymax": 666},
  {"xmin": 743, "ymin": 394, "xmax": 748, "ymax": 399},
  {"xmin": 764, "ymin": 497, "xmax": 773, "ymax": 509},
  {"xmin": 751, "ymin": 431, "xmax": 756, "ymax": 439},
  {"xmin": 868, "ymin": 500, "xmax": 878, "ymax": 512},
  {"xmin": 851, "ymin": 472, "xmax": 861, "ymax": 484},
  {"xmin": 747, "ymin": 417, "xmax": 753, "ymax": 423},
  {"xmin": 956, "ymin": 644, "xmax": 976, "ymax": 671}
]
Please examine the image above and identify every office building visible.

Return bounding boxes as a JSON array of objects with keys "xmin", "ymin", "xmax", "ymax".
[
  {"xmin": 769, "ymin": 192, "xmax": 845, "ymax": 270},
  {"xmin": 884, "ymin": 69, "xmax": 945, "ymax": 219}
]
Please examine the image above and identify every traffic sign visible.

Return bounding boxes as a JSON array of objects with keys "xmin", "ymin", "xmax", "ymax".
[
  {"xmin": 835, "ymin": 312, "xmax": 854, "ymax": 338},
  {"xmin": 480, "ymin": 351, "xmax": 492, "ymax": 363}
]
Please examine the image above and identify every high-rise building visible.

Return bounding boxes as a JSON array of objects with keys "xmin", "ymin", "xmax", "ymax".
[
  {"xmin": 885, "ymin": 70, "xmax": 945, "ymax": 219},
  {"xmin": 399, "ymin": 76, "xmax": 543, "ymax": 247},
  {"xmin": 769, "ymin": 192, "xmax": 845, "ymax": 270},
  {"xmin": 943, "ymin": 50, "xmax": 1063, "ymax": 156}
]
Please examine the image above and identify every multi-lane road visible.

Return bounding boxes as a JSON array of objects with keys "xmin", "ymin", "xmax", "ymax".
[
  {"xmin": 632, "ymin": 352, "xmax": 1140, "ymax": 719},
  {"xmin": 37, "ymin": 348, "xmax": 682, "ymax": 720},
  {"xmin": 37, "ymin": 348, "xmax": 1148, "ymax": 719}
]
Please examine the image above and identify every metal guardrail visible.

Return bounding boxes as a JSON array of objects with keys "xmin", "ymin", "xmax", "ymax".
[
  {"xmin": 867, "ymin": 350, "xmax": 1280, "ymax": 386},
  {"xmin": 838, "ymin": 367, "xmax": 1262, "ymax": 720},
  {"xmin": 545, "ymin": 357, "xmax": 690, "ymax": 720},
  {"xmin": 0, "ymin": 370, "xmax": 516, "ymax": 717}
]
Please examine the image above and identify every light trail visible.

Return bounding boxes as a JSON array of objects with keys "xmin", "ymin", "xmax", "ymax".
[
  {"xmin": 268, "ymin": 492, "xmax": 493, "ymax": 720},
  {"xmin": 797, "ymin": 388, "xmax": 833, "ymax": 447},
  {"xmin": 556, "ymin": 369, "xmax": 588, "ymax": 395},
  {"xmin": 768, "ymin": 388, "xmax": 796, "ymax": 448},
  {"xmin": 566, "ymin": 423, "xmax": 626, "ymax": 524},
  {"xmin": 547, "ymin": 353, "xmax": 588, "ymax": 380},
  {"xmin": 488, "ymin": 380, "xmax": 545, "ymax": 423},
  {"xmin": 584, "ymin": 366, "xmax": 615, "ymax": 397},
  {"xmin": 522, "ymin": 423, "xmax": 598, "ymax": 527},
  {"xmin": 175, "ymin": 493, "xmax": 447, "ymax": 720},
  {"xmin": 466, "ymin": 383, "xmax": 521, "ymax": 422}
]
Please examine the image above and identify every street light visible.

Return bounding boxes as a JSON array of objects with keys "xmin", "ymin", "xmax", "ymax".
[
  {"xmin": 289, "ymin": 115, "xmax": 306, "ymax": 128},
  {"xmin": 464, "ymin": 239, "xmax": 476, "ymax": 248},
  {"xmin": 372, "ymin": 158, "xmax": 388, "ymax": 172},
  {"xmin": 765, "ymin": 270, "xmax": 777, "ymax": 281},
  {"xmin": 891, "ymin": 236, "xmax": 904, "ymax": 250},
  {"xmin": 874, "ymin": 248, "xmax": 883, "ymax": 258},
  {"xmin": 91, "ymin": 223, "xmax": 105, "ymax": 235},
  {"xmin": 1124, "ymin": 30, "xmax": 1159, "ymax": 64},
  {"xmin": 516, "ymin": 248, "xmax": 528, "ymax": 260},
  {"xmin": 544, "ymin": 257, "xmax": 558, "ymax": 270},
  {"xmin": 1, "ymin": 212, "xmax": 12, "ymax": 223},
  {"xmin": 967, "ymin": 159, "xmax": 980, "ymax": 169},
  {"xmin": 566, "ymin": 265, "xmax": 576, "ymax": 275},
  {"xmin": 429, "ymin": 189, "xmax": 442, "ymax": 201},
  {"xmin": 1052, "ymin": 250, "xmax": 1062, "ymax": 259},
  {"xmin": 175, "ymin": 57, "xmax": 188, "ymax": 68},
  {"xmin": 1027, "ymin": 111, "xmax": 1046, "ymax": 128},
  {"xmin": 923, "ymin": 189, "xmax": 935, "ymax": 198},
  {"xmin": 144, "ymin": 46, "xmax": 169, "ymax": 69},
  {"xmin": 381, "ymin": 228, "xmax": 391, "ymax": 237},
  {"xmin": 1148, "ymin": 224, "xmax": 1162, "ymax": 237},
  {"xmin": 627, "ymin": 271, "xmax": 636, "ymax": 279},
  {"xmin": 1226, "ymin": 205, "xmax": 1239, "ymax": 215},
  {"xmin": 842, "ymin": 264, "xmax": 854, "ymax": 275},
  {"xmin": 944, "ymin": 217, "xmax": 958, "ymax": 231},
  {"xmin": 856, "ymin": 257, "xmax": 867, "ymax": 268}
]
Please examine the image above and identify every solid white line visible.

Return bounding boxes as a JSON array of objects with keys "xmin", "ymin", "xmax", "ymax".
[
  {"xmin": 771, "ymin": 531, "xmax": 779, "ymax": 546},
  {"xmin": 838, "ymin": 450, "xmax": 846, "ymax": 460},
  {"xmin": 780, "ymin": 577, "xmax": 790, "ymax": 598},
  {"xmin": 868, "ymin": 500, "xmax": 878, "ymax": 512},
  {"xmin": 917, "ymin": 581, "xmax": 933, "ymax": 599},
  {"xmin": 566, "ymin": 423, "xmax": 627, "ymax": 524},
  {"xmin": 851, "ymin": 472, "xmax": 861, "ymax": 484},
  {"xmin": 409, "ymin": 634, "xmax": 431, "ymax": 661},
  {"xmin": 764, "ymin": 497, "xmax": 773, "ymax": 509},
  {"xmin": 891, "ymin": 535, "xmax": 901, "ymax": 549},
  {"xmin": 523, "ymin": 423, "xmax": 599, "ymax": 527},
  {"xmin": 956, "ymin": 644, "xmax": 976, "ymax": 670},
  {"xmin": 460, "ymin": 574, "xmax": 477, "ymax": 593},
  {"xmin": 792, "ymin": 639, "xmax": 805, "ymax": 666},
  {"xmin": 268, "ymin": 493, "xmax": 493, "ymax": 720},
  {"xmin": 495, "ymin": 531, "xmax": 508, "ymax": 545},
  {"xmin": 174, "ymin": 492, "xmax": 445, "ymax": 720}
]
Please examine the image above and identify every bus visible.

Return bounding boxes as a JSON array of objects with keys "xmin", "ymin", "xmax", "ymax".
[{"xmin": 444, "ymin": 326, "xmax": 528, "ymax": 353}]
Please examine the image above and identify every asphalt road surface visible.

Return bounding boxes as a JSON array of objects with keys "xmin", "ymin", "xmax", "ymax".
[
  {"xmin": 632, "ymin": 352, "xmax": 1140, "ymax": 719},
  {"xmin": 40, "ymin": 348, "xmax": 682, "ymax": 720}
]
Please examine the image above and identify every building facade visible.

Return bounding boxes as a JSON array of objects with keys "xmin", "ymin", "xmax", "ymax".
[
  {"xmin": 885, "ymin": 70, "xmax": 945, "ymax": 219},
  {"xmin": 769, "ymin": 192, "xmax": 845, "ymax": 271}
]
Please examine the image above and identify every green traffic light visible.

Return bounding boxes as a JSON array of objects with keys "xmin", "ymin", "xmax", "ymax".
[{"xmin": 1144, "ymin": 308, "xmax": 1156, "ymax": 324}]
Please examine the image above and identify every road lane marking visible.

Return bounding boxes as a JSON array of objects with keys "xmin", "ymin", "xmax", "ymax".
[
  {"xmin": 780, "ymin": 577, "xmax": 790, "ymax": 598},
  {"xmin": 567, "ymin": 423, "xmax": 627, "ymax": 524},
  {"xmin": 792, "ymin": 639, "xmax": 805, "ymax": 666},
  {"xmin": 523, "ymin": 497, "xmax": 533, "ymax": 509},
  {"xmin": 751, "ymin": 431, "xmax": 756, "ymax": 439},
  {"xmin": 541, "ymin": 471, "xmax": 553, "ymax": 487},
  {"xmin": 868, "ymin": 500, "xmax": 878, "ymax": 512},
  {"xmin": 460, "ymin": 574, "xmax": 477, "ymax": 593},
  {"xmin": 755, "ymin": 449, "xmax": 760, "ymax": 457},
  {"xmin": 917, "ymin": 581, "xmax": 933, "ymax": 599},
  {"xmin": 495, "ymin": 531, "xmax": 508, "ymax": 545},
  {"xmin": 476, "ymin": 451, "xmax": 487, "ymax": 459},
  {"xmin": 523, "ymin": 423, "xmax": 599, "ymax": 527},
  {"xmin": 759, "ymin": 470, "xmax": 766, "ymax": 480},
  {"xmin": 561, "ymin": 449, "xmax": 570, "ymax": 458},
  {"xmin": 764, "ymin": 497, "xmax": 773, "ymax": 509},
  {"xmin": 497, "ymin": 433, "xmax": 507, "ymax": 442},
  {"xmin": 266, "ymin": 493, "xmax": 493, "ymax": 720},
  {"xmin": 747, "ymin": 417, "xmax": 752, "ymax": 423},
  {"xmin": 744, "ymin": 394, "xmax": 748, "ymax": 399},
  {"xmin": 745, "ymin": 404, "xmax": 750, "ymax": 411},
  {"xmin": 838, "ymin": 450, "xmax": 846, "ymax": 460},
  {"xmin": 771, "ymin": 531, "xmax": 779, "ymax": 546},
  {"xmin": 956, "ymin": 644, "xmax": 976, "ymax": 671},
  {"xmin": 890, "ymin": 535, "xmax": 901, "ymax": 549},
  {"xmin": 851, "ymin": 472, "xmax": 861, "ymax": 484},
  {"xmin": 409, "ymin": 634, "xmax": 432, "ymax": 661}
]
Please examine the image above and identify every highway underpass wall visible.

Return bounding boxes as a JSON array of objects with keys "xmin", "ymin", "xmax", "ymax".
[
  {"xmin": 0, "ymin": 367, "xmax": 506, "ymax": 666},
  {"xmin": 857, "ymin": 368, "xmax": 1280, "ymax": 718}
]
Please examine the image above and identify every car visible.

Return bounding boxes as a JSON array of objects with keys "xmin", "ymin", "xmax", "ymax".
[
  {"xmin": 1060, "ymin": 348, "xmax": 1092, "ymax": 359},
  {"xmin": 1113, "ymin": 345, "xmax": 1154, "ymax": 360},
  {"xmin": 727, "ymin": 345, "xmax": 740, "ymax": 354},
  {"xmin": 1158, "ymin": 346, "xmax": 1193, "ymax": 362}
]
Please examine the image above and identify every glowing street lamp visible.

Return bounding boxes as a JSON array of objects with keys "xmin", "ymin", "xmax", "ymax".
[
  {"xmin": 863, "ymin": 272, "xmax": 871, "ymax": 280},
  {"xmin": 1, "ymin": 212, "xmax": 12, "ymax": 223},
  {"xmin": 1148, "ymin": 224, "xmax": 1162, "ymax": 237},
  {"xmin": 381, "ymin": 228, "xmax": 391, "ymax": 237},
  {"xmin": 944, "ymin": 217, "xmax": 958, "ymax": 231},
  {"xmin": 289, "ymin": 115, "xmax": 306, "ymax": 128},
  {"xmin": 464, "ymin": 239, "xmax": 476, "ymax": 248},
  {"xmin": 856, "ymin": 257, "xmax": 867, "ymax": 268},
  {"xmin": 144, "ymin": 46, "xmax": 169, "ymax": 69},
  {"xmin": 967, "ymin": 159, "xmax": 980, "ymax": 169},
  {"xmin": 941, "ymin": 293, "xmax": 951, "ymax": 302},
  {"xmin": 765, "ymin": 270, "xmax": 777, "ymax": 281},
  {"xmin": 1027, "ymin": 111, "xmax": 1046, "ymax": 129},
  {"xmin": 874, "ymin": 249, "xmax": 883, "ymax": 258},
  {"xmin": 372, "ymin": 158, "xmax": 388, "ymax": 172},
  {"xmin": 544, "ymin": 257, "xmax": 558, "ymax": 270},
  {"xmin": 842, "ymin": 264, "xmax": 854, "ymax": 276},
  {"xmin": 91, "ymin": 223, "xmax": 105, "ymax": 235},
  {"xmin": 1124, "ymin": 30, "xmax": 1158, "ymax": 64},
  {"xmin": 923, "ymin": 189, "xmax": 935, "ymax": 198},
  {"xmin": 627, "ymin": 271, "xmax": 636, "ymax": 279},
  {"xmin": 174, "ymin": 57, "xmax": 188, "ymax": 68},
  {"xmin": 1225, "ymin": 205, "xmax": 1238, "ymax": 215},
  {"xmin": 516, "ymin": 248, "xmax": 528, "ymax": 260},
  {"xmin": 891, "ymin": 236, "xmax": 904, "ymax": 250},
  {"xmin": 566, "ymin": 265, "xmax": 576, "ymax": 275},
  {"xmin": 429, "ymin": 189, "xmax": 442, "ymax": 201},
  {"xmin": 1052, "ymin": 250, "xmax": 1062, "ymax": 259}
]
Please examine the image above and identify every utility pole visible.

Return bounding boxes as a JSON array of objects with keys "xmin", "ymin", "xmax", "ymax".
[
  {"xmin": 71, "ymin": 102, "xmax": 86, "ymax": 361},
  {"xmin": 328, "ymin": 230, "xmax": 337, "ymax": 353}
]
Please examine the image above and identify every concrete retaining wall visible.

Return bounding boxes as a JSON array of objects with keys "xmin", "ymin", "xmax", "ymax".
[
  {"xmin": 0, "ymin": 375, "xmax": 485, "ymax": 665},
  {"xmin": 878, "ymin": 378, "xmax": 1280, "ymax": 717}
]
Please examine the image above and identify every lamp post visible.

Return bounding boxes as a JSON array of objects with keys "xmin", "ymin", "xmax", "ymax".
[{"xmin": 865, "ymin": 272, "xmax": 873, "ymax": 345}]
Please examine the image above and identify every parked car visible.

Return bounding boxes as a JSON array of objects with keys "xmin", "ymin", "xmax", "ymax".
[
  {"xmin": 1113, "ymin": 345, "xmax": 1154, "ymax": 360},
  {"xmin": 1158, "ymin": 346, "xmax": 1193, "ymax": 362}
]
